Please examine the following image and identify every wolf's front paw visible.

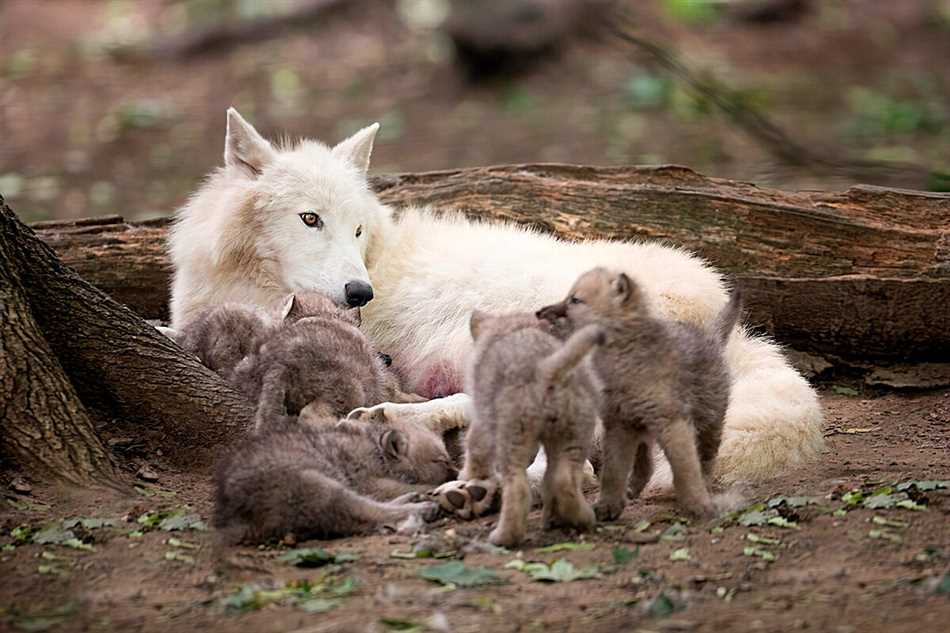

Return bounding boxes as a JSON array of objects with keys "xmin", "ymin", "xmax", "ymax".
[{"xmin": 429, "ymin": 479, "xmax": 499, "ymax": 519}]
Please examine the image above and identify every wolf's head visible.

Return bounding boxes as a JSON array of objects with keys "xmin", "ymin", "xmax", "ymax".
[{"xmin": 216, "ymin": 108, "xmax": 389, "ymax": 307}]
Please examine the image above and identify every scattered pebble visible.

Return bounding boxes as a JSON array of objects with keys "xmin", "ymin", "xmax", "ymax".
[
  {"xmin": 10, "ymin": 477, "xmax": 32, "ymax": 495},
  {"xmin": 136, "ymin": 466, "xmax": 160, "ymax": 482}
]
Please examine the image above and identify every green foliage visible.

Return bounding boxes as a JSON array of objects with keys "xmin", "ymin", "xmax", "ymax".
[
  {"xmin": 663, "ymin": 0, "xmax": 720, "ymax": 24},
  {"xmin": 418, "ymin": 561, "xmax": 502, "ymax": 587},
  {"xmin": 506, "ymin": 558, "xmax": 600, "ymax": 582},
  {"xmin": 278, "ymin": 548, "xmax": 359, "ymax": 567},
  {"xmin": 534, "ymin": 542, "xmax": 594, "ymax": 553}
]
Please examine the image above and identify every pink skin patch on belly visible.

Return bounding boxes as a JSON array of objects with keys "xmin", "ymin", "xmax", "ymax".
[{"xmin": 414, "ymin": 361, "xmax": 463, "ymax": 400}]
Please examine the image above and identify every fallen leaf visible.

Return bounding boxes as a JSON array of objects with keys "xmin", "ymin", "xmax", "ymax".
[
  {"xmin": 831, "ymin": 385, "xmax": 860, "ymax": 396},
  {"xmin": 743, "ymin": 546, "xmax": 776, "ymax": 562},
  {"xmin": 535, "ymin": 541, "xmax": 594, "ymax": 553},
  {"xmin": 896, "ymin": 480, "xmax": 949, "ymax": 492},
  {"xmin": 166, "ymin": 537, "xmax": 199, "ymax": 549},
  {"xmin": 745, "ymin": 533, "xmax": 780, "ymax": 545},
  {"xmin": 506, "ymin": 558, "xmax": 600, "ymax": 582},
  {"xmin": 299, "ymin": 598, "xmax": 339, "ymax": 613},
  {"xmin": 379, "ymin": 618, "xmax": 422, "ymax": 632},
  {"xmin": 164, "ymin": 550, "xmax": 196, "ymax": 564},
  {"xmin": 32, "ymin": 525, "xmax": 74, "ymax": 546},
  {"xmin": 278, "ymin": 548, "xmax": 358, "ymax": 567},
  {"xmin": 647, "ymin": 592, "xmax": 677, "ymax": 617},
  {"xmin": 159, "ymin": 512, "xmax": 207, "ymax": 532},
  {"xmin": 660, "ymin": 523, "xmax": 688, "ymax": 541},
  {"xmin": 670, "ymin": 548, "xmax": 690, "ymax": 562},
  {"xmin": 868, "ymin": 529, "xmax": 903, "ymax": 544},
  {"xmin": 871, "ymin": 516, "xmax": 909, "ymax": 529},
  {"xmin": 418, "ymin": 561, "xmax": 502, "ymax": 587},
  {"xmin": 613, "ymin": 546, "xmax": 638, "ymax": 566}
]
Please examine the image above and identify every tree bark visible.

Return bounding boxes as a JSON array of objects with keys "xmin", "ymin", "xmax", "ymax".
[
  {"xmin": 2, "ymin": 198, "xmax": 254, "ymax": 483},
  {"xmin": 32, "ymin": 165, "xmax": 950, "ymax": 363}
]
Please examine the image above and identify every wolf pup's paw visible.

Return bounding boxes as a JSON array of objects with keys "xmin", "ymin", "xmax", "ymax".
[
  {"xmin": 593, "ymin": 498, "xmax": 626, "ymax": 522},
  {"xmin": 430, "ymin": 479, "xmax": 499, "ymax": 519}
]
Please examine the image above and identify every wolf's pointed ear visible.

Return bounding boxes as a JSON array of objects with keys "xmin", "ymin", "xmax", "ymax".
[
  {"xmin": 332, "ymin": 122, "xmax": 379, "ymax": 174},
  {"xmin": 225, "ymin": 108, "xmax": 275, "ymax": 178},
  {"xmin": 612, "ymin": 272, "xmax": 638, "ymax": 305},
  {"xmin": 381, "ymin": 429, "xmax": 408, "ymax": 460},
  {"xmin": 279, "ymin": 293, "xmax": 298, "ymax": 322},
  {"xmin": 469, "ymin": 310, "xmax": 488, "ymax": 340}
]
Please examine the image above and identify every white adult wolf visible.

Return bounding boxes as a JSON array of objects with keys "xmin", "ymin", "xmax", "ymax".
[{"xmin": 169, "ymin": 109, "xmax": 823, "ymax": 487}]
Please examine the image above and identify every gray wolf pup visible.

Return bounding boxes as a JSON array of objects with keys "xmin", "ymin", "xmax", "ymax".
[
  {"xmin": 214, "ymin": 410, "xmax": 456, "ymax": 543},
  {"xmin": 538, "ymin": 267, "xmax": 741, "ymax": 519},
  {"xmin": 454, "ymin": 311, "xmax": 604, "ymax": 546}
]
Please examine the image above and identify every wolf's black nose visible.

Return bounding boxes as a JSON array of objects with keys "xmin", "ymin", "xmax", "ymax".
[{"xmin": 344, "ymin": 281, "xmax": 374, "ymax": 307}]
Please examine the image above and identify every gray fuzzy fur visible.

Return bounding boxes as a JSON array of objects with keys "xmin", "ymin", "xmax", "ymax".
[
  {"xmin": 462, "ymin": 312, "xmax": 604, "ymax": 546},
  {"xmin": 538, "ymin": 267, "xmax": 741, "ymax": 519},
  {"xmin": 214, "ymin": 414, "xmax": 456, "ymax": 544}
]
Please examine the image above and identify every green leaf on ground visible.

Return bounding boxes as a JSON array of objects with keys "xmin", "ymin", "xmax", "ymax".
[
  {"xmin": 746, "ymin": 533, "xmax": 781, "ymax": 545},
  {"xmin": 670, "ymin": 548, "xmax": 690, "ymax": 562},
  {"xmin": 612, "ymin": 546, "xmax": 638, "ymax": 566},
  {"xmin": 896, "ymin": 480, "xmax": 949, "ymax": 492},
  {"xmin": 743, "ymin": 546, "xmax": 777, "ymax": 562},
  {"xmin": 32, "ymin": 525, "xmax": 74, "ymax": 546},
  {"xmin": 766, "ymin": 516, "xmax": 799, "ymax": 529},
  {"xmin": 872, "ymin": 516, "xmax": 909, "ymax": 529},
  {"xmin": 164, "ymin": 550, "xmax": 195, "ymax": 564},
  {"xmin": 62, "ymin": 539, "xmax": 94, "ymax": 552},
  {"xmin": 418, "ymin": 561, "xmax": 502, "ymax": 587},
  {"xmin": 11, "ymin": 526, "xmax": 35, "ymax": 543},
  {"xmin": 535, "ymin": 542, "xmax": 594, "ymax": 553},
  {"xmin": 767, "ymin": 496, "xmax": 822, "ymax": 508},
  {"xmin": 137, "ymin": 511, "xmax": 171, "ymax": 528},
  {"xmin": 507, "ymin": 558, "xmax": 600, "ymax": 582},
  {"xmin": 868, "ymin": 529, "xmax": 903, "ymax": 544},
  {"xmin": 647, "ymin": 591, "xmax": 677, "ymax": 617},
  {"xmin": 159, "ymin": 512, "xmax": 207, "ymax": 531},
  {"xmin": 831, "ymin": 385, "xmax": 860, "ymax": 396},
  {"xmin": 660, "ymin": 523, "xmax": 688, "ymax": 541},
  {"xmin": 379, "ymin": 618, "xmax": 422, "ymax": 632},
  {"xmin": 738, "ymin": 510, "xmax": 769, "ymax": 527},
  {"xmin": 62, "ymin": 517, "xmax": 117, "ymax": 530},
  {"xmin": 278, "ymin": 548, "xmax": 358, "ymax": 567}
]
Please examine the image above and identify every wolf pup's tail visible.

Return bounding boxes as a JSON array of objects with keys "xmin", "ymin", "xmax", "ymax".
[
  {"xmin": 254, "ymin": 365, "xmax": 289, "ymax": 433},
  {"xmin": 537, "ymin": 324, "xmax": 605, "ymax": 387},
  {"xmin": 712, "ymin": 284, "xmax": 743, "ymax": 344}
]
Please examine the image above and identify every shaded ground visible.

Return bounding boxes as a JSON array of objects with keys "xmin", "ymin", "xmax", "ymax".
[
  {"xmin": 1, "ymin": 0, "xmax": 950, "ymax": 222},
  {"xmin": 2, "ymin": 388, "xmax": 948, "ymax": 633}
]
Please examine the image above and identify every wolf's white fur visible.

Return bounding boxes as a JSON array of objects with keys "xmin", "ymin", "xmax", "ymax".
[{"xmin": 168, "ymin": 110, "xmax": 825, "ymax": 486}]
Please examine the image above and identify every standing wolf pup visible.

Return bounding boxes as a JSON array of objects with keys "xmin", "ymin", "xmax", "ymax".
[
  {"xmin": 168, "ymin": 109, "xmax": 823, "ymax": 491},
  {"xmin": 451, "ymin": 311, "xmax": 604, "ymax": 546},
  {"xmin": 540, "ymin": 267, "xmax": 741, "ymax": 519}
]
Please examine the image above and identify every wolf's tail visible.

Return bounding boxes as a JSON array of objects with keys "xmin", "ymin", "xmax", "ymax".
[
  {"xmin": 537, "ymin": 324, "xmax": 605, "ymax": 387},
  {"xmin": 712, "ymin": 283, "xmax": 743, "ymax": 344}
]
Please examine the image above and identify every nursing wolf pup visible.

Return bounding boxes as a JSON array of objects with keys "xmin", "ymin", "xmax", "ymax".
[
  {"xmin": 214, "ymin": 409, "xmax": 456, "ymax": 544},
  {"xmin": 168, "ymin": 108, "xmax": 823, "ymax": 491},
  {"xmin": 232, "ymin": 290, "xmax": 422, "ymax": 428},
  {"xmin": 174, "ymin": 303, "xmax": 271, "ymax": 379},
  {"xmin": 452, "ymin": 311, "xmax": 604, "ymax": 546},
  {"xmin": 539, "ymin": 267, "xmax": 741, "ymax": 519}
]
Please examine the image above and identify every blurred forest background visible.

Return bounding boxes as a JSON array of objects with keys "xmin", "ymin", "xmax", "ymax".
[{"xmin": 1, "ymin": 0, "xmax": 949, "ymax": 223}]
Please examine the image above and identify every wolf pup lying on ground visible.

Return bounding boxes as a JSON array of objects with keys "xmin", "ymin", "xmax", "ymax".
[
  {"xmin": 214, "ymin": 407, "xmax": 457, "ymax": 543},
  {"xmin": 444, "ymin": 311, "xmax": 604, "ymax": 546},
  {"xmin": 229, "ymin": 291, "xmax": 423, "ymax": 428},
  {"xmin": 539, "ymin": 267, "xmax": 741, "ymax": 519},
  {"xmin": 168, "ymin": 108, "xmax": 823, "ymax": 494}
]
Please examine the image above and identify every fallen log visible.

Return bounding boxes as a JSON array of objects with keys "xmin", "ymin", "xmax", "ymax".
[{"xmin": 32, "ymin": 164, "xmax": 950, "ymax": 364}]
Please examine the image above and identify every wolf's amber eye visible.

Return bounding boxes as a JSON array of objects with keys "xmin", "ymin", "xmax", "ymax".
[
  {"xmin": 569, "ymin": 295, "xmax": 582, "ymax": 305},
  {"xmin": 299, "ymin": 211, "xmax": 323, "ymax": 229},
  {"xmin": 355, "ymin": 225, "xmax": 363, "ymax": 238}
]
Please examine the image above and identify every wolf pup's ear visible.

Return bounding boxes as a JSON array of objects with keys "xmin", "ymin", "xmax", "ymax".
[
  {"xmin": 612, "ymin": 272, "xmax": 636, "ymax": 305},
  {"xmin": 225, "ymin": 108, "xmax": 275, "ymax": 178},
  {"xmin": 332, "ymin": 122, "xmax": 380, "ymax": 174},
  {"xmin": 279, "ymin": 293, "xmax": 299, "ymax": 322},
  {"xmin": 469, "ymin": 310, "xmax": 488, "ymax": 340},
  {"xmin": 381, "ymin": 429, "xmax": 408, "ymax": 460}
]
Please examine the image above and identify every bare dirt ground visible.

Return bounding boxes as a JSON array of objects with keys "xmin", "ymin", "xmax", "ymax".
[{"xmin": 2, "ymin": 388, "xmax": 948, "ymax": 633}]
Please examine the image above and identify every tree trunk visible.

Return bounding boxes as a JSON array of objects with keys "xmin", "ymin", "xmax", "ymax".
[
  {"xmin": 1, "ymin": 198, "xmax": 254, "ymax": 483},
  {"xmin": 33, "ymin": 165, "xmax": 950, "ymax": 364}
]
